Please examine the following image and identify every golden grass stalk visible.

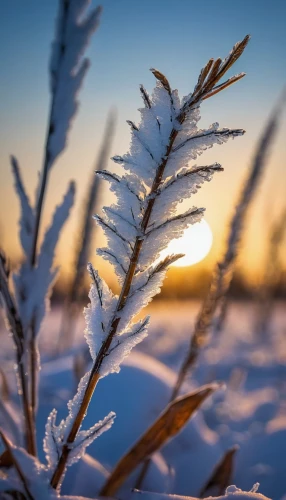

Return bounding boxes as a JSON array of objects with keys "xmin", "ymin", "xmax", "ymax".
[{"xmin": 50, "ymin": 36, "xmax": 249, "ymax": 490}]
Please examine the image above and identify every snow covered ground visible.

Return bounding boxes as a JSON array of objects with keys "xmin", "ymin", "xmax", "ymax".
[{"xmin": 0, "ymin": 300, "xmax": 285, "ymax": 499}]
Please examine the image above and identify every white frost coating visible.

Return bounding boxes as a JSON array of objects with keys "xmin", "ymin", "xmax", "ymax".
[
  {"xmin": 165, "ymin": 121, "xmax": 244, "ymax": 179},
  {"xmin": 139, "ymin": 207, "xmax": 204, "ymax": 270},
  {"xmin": 84, "ymin": 267, "xmax": 117, "ymax": 360},
  {"xmin": 114, "ymin": 81, "xmax": 179, "ymax": 188},
  {"xmin": 10, "ymin": 155, "xmax": 35, "ymax": 258},
  {"xmin": 48, "ymin": 0, "xmax": 101, "ymax": 167},
  {"xmin": 117, "ymin": 271, "xmax": 169, "ymax": 336},
  {"xmin": 100, "ymin": 317, "xmax": 150, "ymax": 378},
  {"xmin": 149, "ymin": 164, "xmax": 219, "ymax": 227},
  {"xmin": 97, "ymin": 169, "xmax": 145, "ymax": 227},
  {"xmin": 13, "ymin": 181, "xmax": 75, "ymax": 335},
  {"xmin": 83, "ymin": 263, "xmax": 149, "ymax": 378},
  {"xmin": 90, "ymin": 69, "xmax": 243, "ymax": 383},
  {"xmin": 44, "ymin": 370, "xmax": 115, "ymax": 473},
  {"xmin": 68, "ymin": 411, "xmax": 115, "ymax": 465}
]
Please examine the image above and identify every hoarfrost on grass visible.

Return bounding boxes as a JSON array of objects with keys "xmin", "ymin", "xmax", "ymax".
[
  {"xmin": 44, "ymin": 369, "xmax": 115, "ymax": 473},
  {"xmin": 13, "ymin": 182, "xmax": 75, "ymax": 336}
]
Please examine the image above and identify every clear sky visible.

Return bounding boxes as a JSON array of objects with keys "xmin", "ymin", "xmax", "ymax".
[{"xmin": 0, "ymin": 0, "xmax": 286, "ymax": 284}]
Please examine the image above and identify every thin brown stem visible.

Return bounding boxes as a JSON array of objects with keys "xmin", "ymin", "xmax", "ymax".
[
  {"xmin": 0, "ymin": 258, "xmax": 36, "ymax": 456},
  {"xmin": 28, "ymin": 1, "xmax": 73, "ymax": 431}
]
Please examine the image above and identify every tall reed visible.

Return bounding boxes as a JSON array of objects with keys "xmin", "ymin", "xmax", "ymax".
[{"xmin": 49, "ymin": 35, "xmax": 249, "ymax": 490}]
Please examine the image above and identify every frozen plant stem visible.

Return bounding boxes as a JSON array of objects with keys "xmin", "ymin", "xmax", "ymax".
[
  {"xmin": 51, "ymin": 35, "xmax": 249, "ymax": 490},
  {"xmin": 0, "ymin": 256, "xmax": 36, "ymax": 456}
]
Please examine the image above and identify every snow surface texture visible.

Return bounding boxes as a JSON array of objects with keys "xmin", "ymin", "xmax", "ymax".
[
  {"xmin": 128, "ymin": 484, "xmax": 271, "ymax": 499},
  {"xmin": 23, "ymin": 300, "xmax": 284, "ymax": 499},
  {"xmin": 13, "ymin": 181, "xmax": 75, "ymax": 337}
]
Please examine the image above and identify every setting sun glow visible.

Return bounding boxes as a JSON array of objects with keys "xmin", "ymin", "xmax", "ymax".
[{"xmin": 161, "ymin": 220, "xmax": 213, "ymax": 267}]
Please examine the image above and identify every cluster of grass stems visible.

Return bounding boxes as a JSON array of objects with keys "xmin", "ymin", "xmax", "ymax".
[{"xmin": 0, "ymin": 3, "xmax": 285, "ymax": 499}]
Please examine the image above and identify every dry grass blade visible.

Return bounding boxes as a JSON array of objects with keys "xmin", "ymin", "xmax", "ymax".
[
  {"xmin": 200, "ymin": 446, "xmax": 238, "ymax": 498},
  {"xmin": 203, "ymin": 73, "xmax": 246, "ymax": 101},
  {"xmin": 0, "ymin": 429, "xmax": 33, "ymax": 500},
  {"xmin": 172, "ymin": 93, "xmax": 285, "ymax": 400},
  {"xmin": 100, "ymin": 384, "xmax": 220, "ymax": 497},
  {"xmin": 217, "ymin": 35, "xmax": 250, "ymax": 82},
  {"xmin": 193, "ymin": 58, "xmax": 214, "ymax": 95},
  {"xmin": 204, "ymin": 58, "xmax": 222, "ymax": 90}
]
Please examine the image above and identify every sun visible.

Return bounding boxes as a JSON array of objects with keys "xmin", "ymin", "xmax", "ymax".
[{"xmin": 161, "ymin": 219, "xmax": 213, "ymax": 267}]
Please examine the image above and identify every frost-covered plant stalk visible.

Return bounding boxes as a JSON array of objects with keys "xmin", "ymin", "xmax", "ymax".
[
  {"xmin": 171, "ymin": 91, "xmax": 283, "ymax": 400},
  {"xmin": 48, "ymin": 36, "xmax": 249, "ymax": 490},
  {"xmin": 0, "ymin": 0, "xmax": 101, "ymax": 457}
]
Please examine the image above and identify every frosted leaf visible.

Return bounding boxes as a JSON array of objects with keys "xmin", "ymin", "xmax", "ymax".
[
  {"xmin": 11, "ymin": 155, "xmax": 35, "ymax": 258},
  {"xmin": 44, "ymin": 371, "xmax": 114, "ymax": 475},
  {"xmin": 165, "ymin": 122, "xmax": 244, "ymax": 178},
  {"xmin": 100, "ymin": 317, "xmax": 149, "ymax": 378},
  {"xmin": 13, "ymin": 181, "xmax": 75, "ymax": 334},
  {"xmin": 118, "ymin": 139, "xmax": 159, "ymax": 188},
  {"xmin": 67, "ymin": 411, "xmax": 115, "ymax": 465},
  {"xmin": 97, "ymin": 169, "xmax": 145, "ymax": 227},
  {"xmin": 149, "ymin": 163, "xmax": 222, "ymax": 227},
  {"xmin": 48, "ymin": 0, "xmax": 101, "ymax": 167},
  {"xmin": 84, "ymin": 264, "xmax": 117, "ymax": 360},
  {"xmin": 103, "ymin": 206, "xmax": 138, "ymax": 241},
  {"xmin": 94, "ymin": 213, "xmax": 133, "ymax": 281},
  {"xmin": 45, "ymin": 380, "xmax": 114, "ymax": 475},
  {"xmin": 116, "ymin": 256, "xmax": 181, "ymax": 336},
  {"xmin": 139, "ymin": 207, "xmax": 204, "ymax": 270},
  {"xmin": 150, "ymin": 80, "xmax": 179, "ymax": 145}
]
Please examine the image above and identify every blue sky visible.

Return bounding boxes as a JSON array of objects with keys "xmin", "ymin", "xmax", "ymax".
[{"xmin": 0, "ymin": 0, "xmax": 286, "ymax": 280}]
